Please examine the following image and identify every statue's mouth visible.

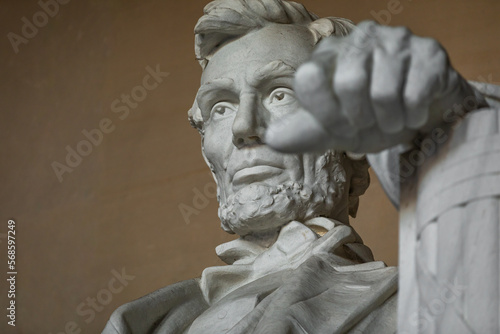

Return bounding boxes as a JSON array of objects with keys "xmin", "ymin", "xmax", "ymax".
[{"xmin": 232, "ymin": 165, "xmax": 283, "ymax": 189}]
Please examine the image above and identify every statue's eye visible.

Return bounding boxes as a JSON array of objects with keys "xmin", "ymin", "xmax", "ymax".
[
  {"xmin": 269, "ymin": 88, "xmax": 295, "ymax": 105},
  {"xmin": 210, "ymin": 102, "xmax": 236, "ymax": 118},
  {"xmin": 213, "ymin": 105, "xmax": 226, "ymax": 114},
  {"xmin": 274, "ymin": 92, "xmax": 285, "ymax": 101}
]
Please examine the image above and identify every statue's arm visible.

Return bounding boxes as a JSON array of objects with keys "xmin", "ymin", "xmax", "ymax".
[
  {"xmin": 264, "ymin": 22, "xmax": 500, "ymax": 334},
  {"xmin": 367, "ymin": 81, "xmax": 500, "ymax": 210},
  {"xmin": 265, "ymin": 20, "xmax": 488, "ymax": 155},
  {"xmin": 264, "ymin": 20, "xmax": 494, "ymax": 208}
]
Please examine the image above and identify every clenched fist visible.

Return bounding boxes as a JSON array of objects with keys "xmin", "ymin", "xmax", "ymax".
[{"xmin": 266, "ymin": 21, "xmax": 482, "ymax": 153}]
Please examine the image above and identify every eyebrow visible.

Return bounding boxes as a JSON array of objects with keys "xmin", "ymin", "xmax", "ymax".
[
  {"xmin": 196, "ymin": 78, "xmax": 235, "ymax": 116},
  {"xmin": 249, "ymin": 60, "xmax": 296, "ymax": 87},
  {"xmin": 197, "ymin": 77, "xmax": 235, "ymax": 99},
  {"xmin": 194, "ymin": 61, "xmax": 296, "ymax": 118}
]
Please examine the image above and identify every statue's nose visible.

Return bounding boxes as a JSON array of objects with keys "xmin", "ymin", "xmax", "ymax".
[{"xmin": 232, "ymin": 94, "xmax": 267, "ymax": 148}]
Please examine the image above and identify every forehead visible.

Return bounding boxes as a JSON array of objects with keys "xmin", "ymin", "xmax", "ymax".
[{"xmin": 201, "ymin": 24, "xmax": 315, "ymax": 84}]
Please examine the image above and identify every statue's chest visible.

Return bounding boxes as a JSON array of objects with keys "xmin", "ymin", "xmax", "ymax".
[{"xmin": 186, "ymin": 272, "xmax": 283, "ymax": 334}]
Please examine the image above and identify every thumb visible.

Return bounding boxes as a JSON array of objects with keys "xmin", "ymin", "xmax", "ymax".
[
  {"xmin": 265, "ymin": 109, "xmax": 333, "ymax": 153},
  {"xmin": 265, "ymin": 109, "xmax": 361, "ymax": 153}
]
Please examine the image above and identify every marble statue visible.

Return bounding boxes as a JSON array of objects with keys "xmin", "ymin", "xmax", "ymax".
[{"xmin": 103, "ymin": 1, "xmax": 500, "ymax": 333}]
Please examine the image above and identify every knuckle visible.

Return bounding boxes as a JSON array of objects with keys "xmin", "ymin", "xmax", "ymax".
[
  {"xmin": 393, "ymin": 26, "xmax": 411, "ymax": 38},
  {"xmin": 371, "ymin": 84, "xmax": 398, "ymax": 103},
  {"xmin": 404, "ymin": 74, "xmax": 439, "ymax": 107},
  {"xmin": 295, "ymin": 63, "xmax": 326, "ymax": 91},
  {"xmin": 404, "ymin": 90, "xmax": 425, "ymax": 110},
  {"xmin": 357, "ymin": 20, "xmax": 378, "ymax": 32},
  {"xmin": 420, "ymin": 37, "xmax": 446, "ymax": 59},
  {"xmin": 410, "ymin": 37, "xmax": 449, "ymax": 85},
  {"xmin": 378, "ymin": 26, "xmax": 412, "ymax": 54},
  {"xmin": 313, "ymin": 36, "xmax": 338, "ymax": 56},
  {"xmin": 354, "ymin": 21, "xmax": 378, "ymax": 40},
  {"xmin": 379, "ymin": 25, "xmax": 411, "ymax": 39},
  {"xmin": 333, "ymin": 69, "xmax": 366, "ymax": 96},
  {"xmin": 392, "ymin": 26, "xmax": 412, "ymax": 47},
  {"xmin": 403, "ymin": 74, "xmax": 439, "ymax": 110},
  {"xmin": 432, "ymin": 50, "xmax": 448, "ymax": 71}
]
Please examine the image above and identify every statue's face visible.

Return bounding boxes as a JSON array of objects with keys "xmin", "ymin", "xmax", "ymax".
[{"xmin": 197, "ymin": 24, "xmax": 349, "ymax": 236}]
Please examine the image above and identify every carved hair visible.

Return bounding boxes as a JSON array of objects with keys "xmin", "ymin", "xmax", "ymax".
[
  {"xmin": 345, "ymin": 155, "xmax": 370, "ymax": 218},
  {"xmin": 189, "ymin": 0, "xmax": 369, "ymax": 218},
  {"xmin": 194, "ymin": 0, "xmax": 354, "ymax": 69}
]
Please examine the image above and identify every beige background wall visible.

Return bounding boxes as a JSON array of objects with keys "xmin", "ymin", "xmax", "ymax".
[{"xmin": 1, "ymin": 0, "xmax": 499, "ymax": 332}]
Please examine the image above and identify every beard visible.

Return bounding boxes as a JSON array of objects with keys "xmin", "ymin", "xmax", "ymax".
[{"xmin": 217, "ymin": 151, "xmax": 349, "ymax": 236}]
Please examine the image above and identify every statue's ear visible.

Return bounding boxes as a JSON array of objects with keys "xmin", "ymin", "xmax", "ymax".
[
  {"xmin": 188, "ymin": 99, "xmax": 204, "ymax": 134},
  {"xmin": 308, "ymin": 17, "xmax": 355, "ymax": 43}
]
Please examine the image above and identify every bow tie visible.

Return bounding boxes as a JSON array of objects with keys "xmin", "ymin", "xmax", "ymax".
[{"xmin": 200, "ymin": 218, "xmax": 378, "ymax": 304}]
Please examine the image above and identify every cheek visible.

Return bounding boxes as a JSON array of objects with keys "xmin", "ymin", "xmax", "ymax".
[
  {"xmin": 268, "ymin": 101, "xmax": 302, "ymax": 122},
  {"xmin": 280, "ymin": 154, "xmax": 305, "ymax": 183},
  {"xmin": 203, "ymin": 119, "xmax": 235, "ymax": 173}
]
